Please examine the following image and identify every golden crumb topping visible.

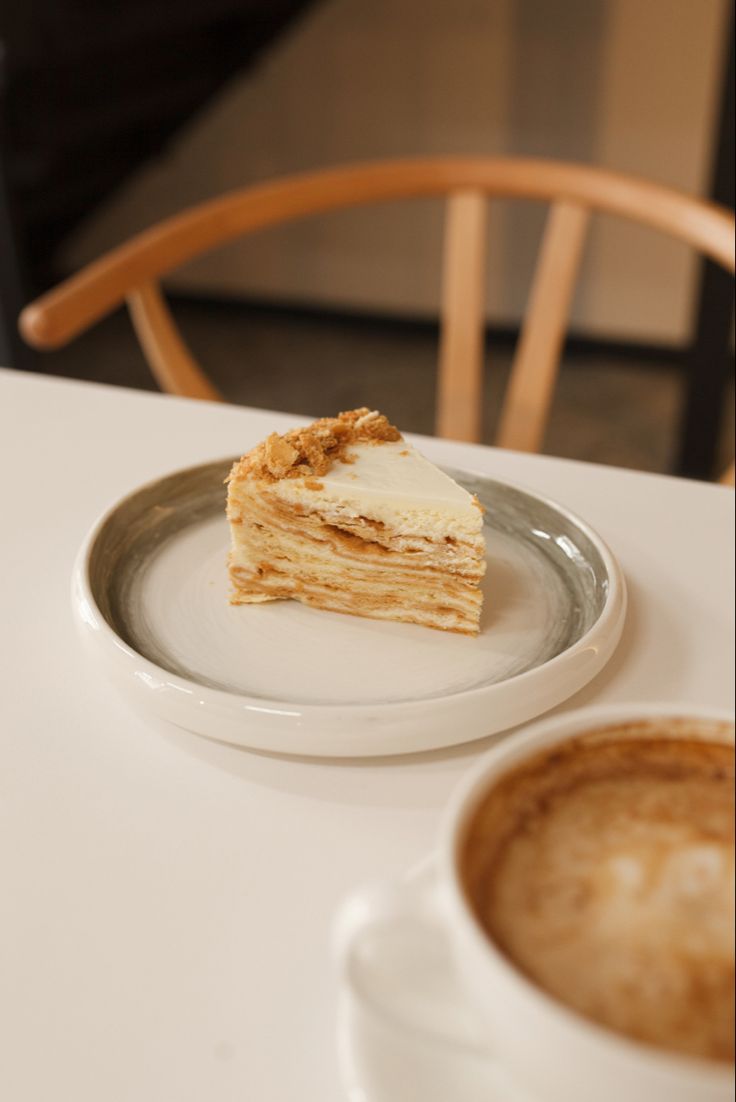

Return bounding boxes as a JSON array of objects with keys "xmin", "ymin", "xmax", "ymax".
[{"xmin": 228, "ymin": 408, "xmax": 402, "ymax": 482}]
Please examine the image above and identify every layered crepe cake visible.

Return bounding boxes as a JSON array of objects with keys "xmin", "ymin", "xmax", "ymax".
[{"xmin": 226, "ymin": 408, "xmax": 486, "ymax": 634}]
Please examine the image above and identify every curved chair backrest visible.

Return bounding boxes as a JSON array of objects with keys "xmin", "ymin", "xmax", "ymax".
[{"xmin": 19, "ymin": 156, "xmax": 735, "ymax": 450}]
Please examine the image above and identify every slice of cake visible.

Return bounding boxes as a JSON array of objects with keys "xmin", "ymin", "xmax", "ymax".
[{"xmin": 226, "ymin": 408, "xmax": 486, "ymax": 634}]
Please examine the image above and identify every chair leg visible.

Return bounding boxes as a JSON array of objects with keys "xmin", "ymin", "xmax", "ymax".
[{"xmin": 675, "ymin": 8, "xmax": 734, "ymax": 480}]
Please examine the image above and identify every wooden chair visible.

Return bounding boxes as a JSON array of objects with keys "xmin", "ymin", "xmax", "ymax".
[{"xmin": 18, "ymin": 156, "xmax": 736, "ymax": 452}]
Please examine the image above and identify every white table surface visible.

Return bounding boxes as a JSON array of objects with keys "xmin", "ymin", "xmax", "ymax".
[{"xmin": 1, "ymin": 368, "xmax": 733, "ymax": 1102}]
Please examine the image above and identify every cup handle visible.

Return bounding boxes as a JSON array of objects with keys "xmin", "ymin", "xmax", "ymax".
[{"xmin": 333, "ymin": 855, "xmax": 491, "ymax": 1060}]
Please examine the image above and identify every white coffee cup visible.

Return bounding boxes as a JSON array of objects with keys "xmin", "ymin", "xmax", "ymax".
[{"xmin": 334, "ymin": 704, "xmax": 735, "ymax": 1102}]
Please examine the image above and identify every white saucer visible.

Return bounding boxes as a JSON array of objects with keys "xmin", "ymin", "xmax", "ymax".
[
  {"xmin": 335, "ymin": 861, "xmax": 539, "ymax": 1101},
  {"xmin": 72, "ymin": 459, "xmax": 626, "ymax": 756}
]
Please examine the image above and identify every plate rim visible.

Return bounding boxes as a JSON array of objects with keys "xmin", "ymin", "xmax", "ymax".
[{"xmin": 72, "ymin": 457, "xmax": 627, "ymax": 755}]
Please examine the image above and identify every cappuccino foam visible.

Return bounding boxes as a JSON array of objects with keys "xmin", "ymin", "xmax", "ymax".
[{"xmin": 461, "ymin": 723, "xmax": 735, "ymax": 1063}]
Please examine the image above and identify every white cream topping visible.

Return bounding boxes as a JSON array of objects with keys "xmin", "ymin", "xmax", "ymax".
[
  {"xmin": 272, "ymin": 441, "xmax": 483, "ymax": 540},
  {"xmin": 319, "ymin": 441, "xmax": 473, "ymax": 505}
]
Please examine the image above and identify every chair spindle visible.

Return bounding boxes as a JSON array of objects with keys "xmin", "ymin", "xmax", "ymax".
[
  {"xmin": 436, "ymin": 189, "xmax": 488, "ymax": 443},
  {"xmin": 496, "ymin": 200, "xmax": 589, "ymax": 453}
]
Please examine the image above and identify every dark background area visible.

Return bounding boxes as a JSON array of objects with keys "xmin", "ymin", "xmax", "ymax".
[{"xmin": 0, "ymin": 1, "xmax": 733, "ymax": 478}]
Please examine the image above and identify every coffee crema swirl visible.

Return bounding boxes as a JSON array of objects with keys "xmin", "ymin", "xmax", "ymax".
[{"xmin": 461, "ymin": 723, "xmax": 735, "ymax": 1063}]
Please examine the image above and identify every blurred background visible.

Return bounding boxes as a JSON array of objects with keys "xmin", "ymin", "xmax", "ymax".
[{"xmin": 1, "ymin": 0, "xmax": 733, "ymax": 476}]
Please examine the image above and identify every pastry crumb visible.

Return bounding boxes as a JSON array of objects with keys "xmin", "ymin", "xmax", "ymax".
[{"xmin": 228, "ymin": 408, "xmax": 401, "ymax": 483}]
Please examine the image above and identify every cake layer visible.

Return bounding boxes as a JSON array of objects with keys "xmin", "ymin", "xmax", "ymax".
[
  {"xmin": 228, "ymin": 486, "xmax": 483, "ymax": 633},
  {"xmin": 228, "ymin": 486, "xmax": 485, "ymax": 576},
  {"xmin": 232, "ymin": 579, "xmax": 480, "ymax": 634},
  {"xmin": 229, "ymin": 563, "xmax": 482, "ymax": 633}
]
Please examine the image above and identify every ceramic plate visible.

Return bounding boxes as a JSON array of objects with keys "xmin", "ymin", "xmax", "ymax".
[{"xmin": 72, "ymin": 458, "xmax": 626, "ymax": 756}]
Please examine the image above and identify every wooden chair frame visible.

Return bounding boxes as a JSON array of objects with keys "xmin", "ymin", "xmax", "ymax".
[{"xmin": 19, "ymin": 156, "xmax": 735, "ymax": 451}]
